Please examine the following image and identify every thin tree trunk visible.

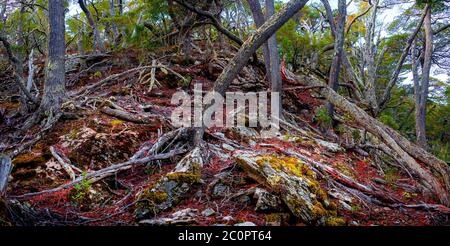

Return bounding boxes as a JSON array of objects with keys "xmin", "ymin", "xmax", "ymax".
[
  {"xmin": 265, "ymin": 0, "xmax": 283, "ymax": 112},
  {"xmin": 38, "ymin": 0, "xmax": 66, "ymax": 119},
  {"xmin": 416, "ymin": 6, "xmax": 432, "ymax": 149},
  {"xmin": 321, "ymin": 0, "xmax": 363, "ymax": 103},
  {"xmin": 411, "ymin": 39, "xmax": 423, "ymax": 148},
  {"xmin": 192, "ymin": 0, "xmax": 310, "ymax": 144},
  {"xmin": 78, "ymin": 0, "xmax": 103, "ymax": 52},
  {"xmin": 378, "ymin": 4, "xmax": 429, "ymax": 112},
  {"xmin": 26, "ymin": 48, "xmax": 34, "ymax": 92},
  {"xmin": 109, "ymin": 0, "xmax": 119, "ymax": 46},
  {"xmin": 247, "ymin": 0, "xmax": 271, "ymax": 79},
  {"xmin": 325, "ymin": 0, "xmax": 346, "ymax": 117}
]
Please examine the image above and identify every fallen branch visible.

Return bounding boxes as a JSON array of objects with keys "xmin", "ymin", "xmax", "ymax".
[
  {"xmin": 0, "ymin": 156, "xmax": 12, "ymax": 197},
  {"xmin": 100, "ymin": 107, "xmax": 157, "ymax": 124},
  {"xmin": 49, "ymin": 146, "xmax": 77, "ymax": 181},
  {"xmin": 12, "ymin": 148, "xmax": 187, "ymax": 199},
  {"xmin": 71, "ymin": 64, "xmax": 186, "ymax": 99}
]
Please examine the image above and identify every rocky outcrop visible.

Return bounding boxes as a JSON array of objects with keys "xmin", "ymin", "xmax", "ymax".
[{"xmin": 235, "ymin": 150, "xmax": 342, "ymax": 225}]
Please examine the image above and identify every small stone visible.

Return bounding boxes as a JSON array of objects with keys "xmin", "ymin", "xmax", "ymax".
[
  {"xmin": 254, "ymin": 188, "xmax": 283, "ymax": 212},
  {"xmin": 315, "ymin": 139, "xmax": 343, "ymax": 152},
  {"xmin": 212, "ymin": 183, "xmax": 230, "ymax": 198},
  {"xmin": 248, "ymin": 140, "xmax": 257, "ymax": 147},
  {"xmin": 234, "ymin": 222, "xmax": 256, "ymax": 226},
  {"xmin": 201, "ymin": 208, "xmax": 215, "ymax": 217},
  {"xmin": 222, "ymin": 216, "xmax": 234, "ymax": 221},
  {"xmin": 222, "ymin": 143, "xmax": 235, "ymax": 151}
]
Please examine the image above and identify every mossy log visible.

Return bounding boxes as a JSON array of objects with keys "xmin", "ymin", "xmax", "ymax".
[{"xmin": 234, "ymin": 151, "xmax": 339, "ymax": 225}]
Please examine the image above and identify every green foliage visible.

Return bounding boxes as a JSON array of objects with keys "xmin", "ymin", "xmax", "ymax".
[
  {"xmin": 314, "ymin": 107, "xmax": 332, "ymax": 129},
  {"xmin": 69, "ymin": 172, "xmax": 92, "ymax": 203},
  {"xmin": 378, "ymin": 114, "xmax": 400, "ymax": 130}
]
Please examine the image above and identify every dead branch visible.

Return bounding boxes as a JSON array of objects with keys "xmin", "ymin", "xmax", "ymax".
[
  {"xmin": 12, "ymin": 148, "xmax": 187, "ymax": 199},
  {"xmin": 100, "ymin": 106, "xmax": 158, "ymax": 124},
  {"xmin": 0, "ymin": 156, "xmax": 12, "ymax": 197},
  {"xmin": 49, "ymin": 146, "xmax": 77, "ymax": 181}
]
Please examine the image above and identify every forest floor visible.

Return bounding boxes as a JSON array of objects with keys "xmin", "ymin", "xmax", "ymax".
[{"xmin": 0, "ymin": 42, "xmax": 448, "ymax": 226}]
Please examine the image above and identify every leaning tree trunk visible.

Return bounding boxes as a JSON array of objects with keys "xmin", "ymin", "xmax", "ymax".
[
  {"xmin": 37, "ymin": 0, "xmax": 66, "ymax": 121},
  {"xmin": 415, "ymin": 6, "xmax": 432, "ymax": 149},
  {"xmin": 281, "ymin": 66, "xmax": 449, "ymax": 206},
  {"xmin": 192, "ymin": 0, "xmax": 310, "ymax": 143},
  {"xmin": 378, "ymin": 4, "xmax": 429, "ymax": 112}
]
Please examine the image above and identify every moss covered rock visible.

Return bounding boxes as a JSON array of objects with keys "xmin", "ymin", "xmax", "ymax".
[{"xmin": 235, "ymin": 151, "xmax": 338, "ymax": 225}]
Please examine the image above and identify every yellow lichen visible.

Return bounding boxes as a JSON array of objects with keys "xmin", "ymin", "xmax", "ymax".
[
  {"xmin": 110, "ymin": 119, "xmax": 124, "ymax": 127},
  {"xmin": 256, "ymin": 155, "xmax": 313, "ymax": 179},
  {"xmin": 143, "ymin": 190, "xmax": 168, "ymax": 204},
  {"xmin": 325, "ymin": 216, "xmax": 346, "ymax": 226},
  {"xmin": 165, "ymin": 171, "xmax": 201, "ymax": 184}
]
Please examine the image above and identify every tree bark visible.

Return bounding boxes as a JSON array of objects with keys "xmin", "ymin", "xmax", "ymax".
[
  {"xmin": 37, "ymin": 0, "xmax": 66, "ymax": 119},
  {"xmin": 109, "ymin": 0, "xmax": 119, "ymax": 46},
  {"xmin": 247, "ymin": 0, "xmax": 271, "ymax": 80},
  {"xmin": 78, "ymin": 0, "xmax": 104, "ymax": 52},
  {"xmin": 325, "ymin": 0, "xmax": 346, "ymax": 117},
  {"xmin": 193, "ymin": 0, "xmax": 310, "ymax": 143},
  {"xmin": 321, "ymin": 0, "xmax": 363, "ymax": 103},
  {"xmin": 265, "ymin": 0, "xmax": 283, "ymax": 112},
  {"xmin": 415, "ymin": 6, "xmax": 432, "ymax": 149}
]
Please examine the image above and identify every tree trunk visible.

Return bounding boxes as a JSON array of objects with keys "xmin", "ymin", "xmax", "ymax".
[
  {"xmin": 109, "ymin": 0, "xmax": 119, "ymax": 47},
  {"xmin": 247, "ymin": 0, "xmax": 271, "ymax": 79},
  {"xmin": 321, "ymin": 0, "xmax": 363, "ymax": 104},
  {"xmin": 378, "ymin": 4, "xmax": 429, "ymax": 111},
  {"xmin": 265, "ymin": 0, "xmax": 283, "ymax": 112},
  {"xmin": 416, "ymin": 6, "xmax": 432, "ymax": 149},
  {"xmin": 78, "ymin": 0, "xmax": 104, "ymax": 53},
  {"xmin": 37, "ymin": 0, "xmax": 66, "ymax": 119},
  {"xmin": 325, "ymin": 0, "xmax": 346, "ymax": 117},
  {"xmin": 193, "ymin": 0, "xmax": 310, "ymax": 143}
]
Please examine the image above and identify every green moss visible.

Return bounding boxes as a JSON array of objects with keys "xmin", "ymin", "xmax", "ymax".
[{"xmin": 314, "ymin": 107, "xmax": 332, "ymax": 129}]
